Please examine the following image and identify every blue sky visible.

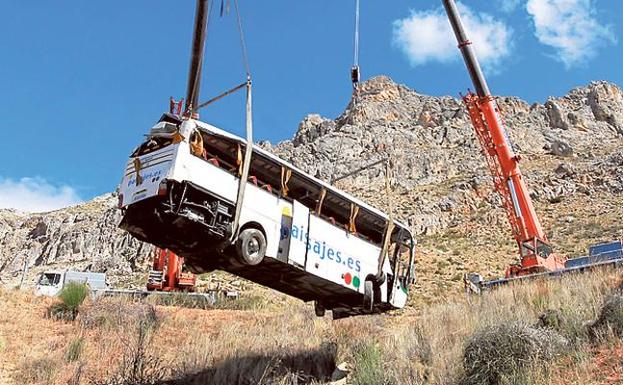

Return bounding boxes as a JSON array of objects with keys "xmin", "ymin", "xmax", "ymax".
[{"xmin": 0, "ymin": 0, "xmax": 621, "ymax": 211}]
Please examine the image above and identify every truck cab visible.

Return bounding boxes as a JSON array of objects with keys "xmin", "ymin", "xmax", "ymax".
[
  {"xmin": 34, "ymin": 271, "xmax": 109, "ymax": 297},
  {"xmin": 34, "ymin": 271, "xmax": 64, "ymax": 296}
]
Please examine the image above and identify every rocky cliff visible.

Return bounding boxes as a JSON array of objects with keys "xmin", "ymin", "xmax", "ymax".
[{"xmin": 2, "ymin": 77, "xmax": 622, "ymax": 300}]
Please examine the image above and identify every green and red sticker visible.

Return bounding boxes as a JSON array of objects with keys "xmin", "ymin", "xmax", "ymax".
[{"xmin": 343, "ymin": 273, "xmax": 360, "ymax": 288}]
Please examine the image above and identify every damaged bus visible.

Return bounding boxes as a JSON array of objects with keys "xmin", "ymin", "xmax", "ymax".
[
  {"xmin": 118, "ymin": 114, "xmax": 416, "ymax": 318},
  {"xmin": 117, "ymin": 0, "xmax": 415, "ymax": 318}
]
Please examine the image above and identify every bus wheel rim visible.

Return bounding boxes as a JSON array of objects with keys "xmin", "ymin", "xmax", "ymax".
[{"xmin": 247, "ymin": 238, "xmax": 260, "ymax": 257}]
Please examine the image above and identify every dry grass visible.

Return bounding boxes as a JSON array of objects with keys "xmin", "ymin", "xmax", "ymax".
[{"xmin": 1, "ymin": 268, "xmax": 623, "ymax": 385}]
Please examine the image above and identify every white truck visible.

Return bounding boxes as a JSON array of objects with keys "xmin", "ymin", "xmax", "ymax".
[{"xmin": 34, "ymin": 270, "xmax": 109, "ymax": 297}]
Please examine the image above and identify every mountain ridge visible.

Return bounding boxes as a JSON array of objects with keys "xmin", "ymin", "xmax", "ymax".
[{"xmin": 2, "ymin": 76, "xmax": 622, "ymax": 299}]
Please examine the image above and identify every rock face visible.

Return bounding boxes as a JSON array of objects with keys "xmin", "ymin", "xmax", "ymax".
[
  {"xmin": 0, "ymin": 195, "xmax": 152, "ymax": 287},
  {"xmin": 2, "ymin": 76, "xmax": 622, "ymax": 297},
  {"xmin": 265, "ymin": 77, "xmax": 623, "ymax": 236}
]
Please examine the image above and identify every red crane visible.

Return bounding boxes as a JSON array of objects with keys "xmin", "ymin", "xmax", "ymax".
[
  {"xmin": 147, "ymin": 248, "xmax": 197, "ymax": 292},
  {"xmin": 442, "ymin": 0, "xmax": 566, "ymax": 277}
]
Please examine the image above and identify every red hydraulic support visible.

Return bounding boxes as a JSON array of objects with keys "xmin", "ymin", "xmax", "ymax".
[
  {"xmin": 442, "ymin": 0, "xmax": 566, "ymax": 277},
  {"xmin": 147, "ymin": 248, "xmax": 196, "ymax": 292},
  {"xmin": 165, "ymin": 249, "xmax": 179, "ymax": 291}
]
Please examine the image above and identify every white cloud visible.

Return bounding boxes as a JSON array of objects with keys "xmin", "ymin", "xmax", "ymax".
[
  {"xmin": 0, "ymin": 177, "xmax": 82, "ymax": 213},
  {"xmin": 497, "ymin": 0, "xmax": 522, "ymax": 13},
  {"xmin": 526, "ymin": 0, "xmax": 616, "ymax": 67},
  {"xmin": 392, "ymin": 3, "xmax": 513, "ymax": 73}
]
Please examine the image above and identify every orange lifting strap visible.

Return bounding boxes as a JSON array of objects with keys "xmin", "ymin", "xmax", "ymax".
[
  {"xmin": 236, "ymin": 144, "xmax": 243, "ymax": 176},
  {"xmin": 281, "ymin": 166, "xmax": 292, "ymax": 197},
  {"xmin": 190, "ymin": 130, "xmax": 205, "ymax": 158},
  {"xmin": 349, "ymin": 203, "xmax": 359, "ymax": 233},
  {"xmin": 133, "ymin": 158, "xmax": 143, "ymax": 186},
  {"xmin": 172, "ymin": 131, "xmax": 184, "ymax": 144},
  {"xmin": 316, "ymin": 188, "xmax": 327, "ymax": 216}
]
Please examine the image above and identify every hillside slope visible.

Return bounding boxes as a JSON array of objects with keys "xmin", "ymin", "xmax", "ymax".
[{"xmin": 1, "ymin": 76, "xmax": 622, "ymax": 300}]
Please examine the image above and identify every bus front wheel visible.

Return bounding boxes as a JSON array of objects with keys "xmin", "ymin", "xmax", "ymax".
[{"xmin": 236, "ymin": 228, "xmax": 267, "ymax": 266}]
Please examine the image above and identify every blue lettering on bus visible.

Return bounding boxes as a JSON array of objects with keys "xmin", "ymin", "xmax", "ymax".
[
  {"xmin": 127, "ymin": 169, "xmax": 163, "ymax": 187},
  {"xmin": 280, "ymin": 224, "xmax": 362, "ymax": 272}
]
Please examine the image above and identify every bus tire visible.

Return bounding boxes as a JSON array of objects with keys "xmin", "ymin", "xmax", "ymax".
[
  {"xmin": 363, "ymin": 280, "xmax": 374, "ymax": 313},
  {"xmin": 236, "ymin": 228, "xmax": 267, "ymax": 266},
  {"xmin": 314, "ymin": 301, "xmax": 326, "ymax": 317}
]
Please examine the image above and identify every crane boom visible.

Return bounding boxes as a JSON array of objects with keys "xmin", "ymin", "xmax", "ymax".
[{"xmin": 442, "ymin": 0, "xmax": 565, "ymax": 277}]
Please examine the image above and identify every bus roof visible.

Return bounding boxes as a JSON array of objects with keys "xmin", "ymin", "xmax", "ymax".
[{"xmin": 191, "ymin": 119, "xmax": 414, "ymax": 240}]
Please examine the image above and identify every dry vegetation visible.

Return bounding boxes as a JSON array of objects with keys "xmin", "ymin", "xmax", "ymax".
[{"xmin": 2, "ymin": 268, "xmax": 623, "ymax": 385}]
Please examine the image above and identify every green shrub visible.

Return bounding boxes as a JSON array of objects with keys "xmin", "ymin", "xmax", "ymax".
[
  {"xmin": 352, "ymin": 341, "xmax": 389, "ymax": 385},
  {"xmin": 462, "ymin": 322, "xmax": 567, "ymax": 385},
  {"xmin": 59, "ymin": 282, "xmax": 90, "ymax": 311},
  {"xmin": 48, "ymin": 282, "xmax": 90, "ymax": 321},
  {"xmin": 65, "ymin": 337, "xmax": 85, "ymax": 363},
  {"xmin": 589, "ymin": 294, "xmax": 623, "ymax": 340},
  {"xmin": 537, "ymin": 308, "xmax": 587, "ymax": 346}
]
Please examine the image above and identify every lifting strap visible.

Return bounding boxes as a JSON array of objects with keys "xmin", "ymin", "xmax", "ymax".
[
  {"xmin": 229, "ymin": 79, "xmax": 253, "ymax": 242},
  {"xmin": 316, "ymin": 188, "xmax": 327, "ymax": 216},
  {"xmin": 236, "ymin": 143, "xmax": 243, "ymax": 175},
  {"xmin": 190, "ymin": 130, "xmax": 204, "ymax": 158},
  {"xmin": 377, "ymin": 220, "xmax": 395, "ymax": 279},
  {"xmin": 376, "ymin": 159, "xmax": 395, "ymax": 280},
  {"xmin": 280, "ymin": 166, "xmax": 292, "ymax": 197},
  {"xmin": 133, "ymin": 158, "xmax": 143, "ymax": 186},
  {"xmin": 349, "ymin": 203, "xmax": 359, "ymax": 233}
]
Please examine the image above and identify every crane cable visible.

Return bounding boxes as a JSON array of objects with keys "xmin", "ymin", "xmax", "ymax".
[
  {"xmin": 229, "ymin": 0, "xmax": 253, "ymax": 242},
  {"xmin": 233, "ymin": 0, "xmax": 251, "ymax": 79},
  {"xmin": 351, "ymin": 0, "xmax": 361, "ymax": 88}
]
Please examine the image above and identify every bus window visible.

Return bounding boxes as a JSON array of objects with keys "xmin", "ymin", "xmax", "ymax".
[
  {"xmin": 131, "ymin": 136, "xmax": 174, "ymax": 157},
  {"xmin": 390, "ymin": 232, "xmax": 415, "ymax": 287}
]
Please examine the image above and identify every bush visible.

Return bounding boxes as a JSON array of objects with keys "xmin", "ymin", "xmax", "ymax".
[
  {"xmin": 589, "ymin": 294, "xmax": 623, "ymax": 340},
  {"xmin": 213, "ymin": 294, "xmax": 268, "ymax": 311},
  {"xmin": 351, "ymin": 341, "xmax": 389, "ymax": 385},
  {"xmin": 537, "ymin": 308, "xmax": 587, "ymax": 346},
  {"xmin": 60, "ymin": 282, "xmax": 90, "ymax": 310},
  {"xmin": 92, "ymin": 318, "xmax": 166, "ymax": 385},
  {"xmin": 65, "ymin": 337, "xmax": 85, "ymax": 363},
  {"xmin": 48, "ymin": 282, "xmax": 90, "ymax": 321},
  {"xmin": 374, "ymin": 323, "xmax": 432, "ymax": 385},
  {"xmin": 145, "ymin": 292, "xmax": 213, "ymax": 310},
  {"xmin": 18, "ymin": 357, "xmax": 58, "ymax": 384},
  {"xmin": 462, "ymin": 322, "xmax": 567, "ymax": 385},
  {"xmin": 81, "ymin": 299, "xmax": 159, "ymax": 331}
]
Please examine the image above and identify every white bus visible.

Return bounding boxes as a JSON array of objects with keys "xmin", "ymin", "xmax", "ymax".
[{"xmin": 118, "ymin": 113, "xmax": 415, "ymax": 318}]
